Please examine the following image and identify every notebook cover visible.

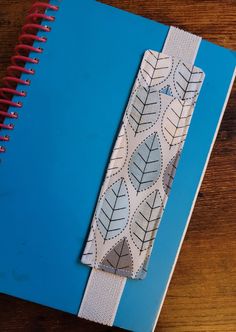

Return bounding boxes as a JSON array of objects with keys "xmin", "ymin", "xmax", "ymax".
[{"xmin": 0, "ymin": 1, "xmax": 235, "ymax": 331}]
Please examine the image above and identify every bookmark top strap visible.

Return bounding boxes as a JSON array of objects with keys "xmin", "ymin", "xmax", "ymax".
[{"xmin": 163, "ymin": 26, "xmax": 201, "ymax": 65}]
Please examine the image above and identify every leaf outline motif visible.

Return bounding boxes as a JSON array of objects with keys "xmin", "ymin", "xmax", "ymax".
[
  {"xmin": 174, "ymin": 61, "xmax": 204, "ymax": 102},
  {"xmin": 139, "ymin": 50, "xmax": 173, "ymax": 87},
  {"xmin": 96, "ymin": 178, "xmax": 129, "ymax": 243},
  {"xmin": 162, "ymin": 97, "xmax": 193, "ymax": 149},
  {"xmin": 106, "ymin": 124, "xmax": 128, "ymax": 178},
  {"xmin": 130, "ymin": 189, "xmax": 163, "ymax": 254},
  {"xmin": 99, "ymin": 237, "xmax": 133, "ymax": 278},
  {"xmin": 162, "ymin": 152, "xmax": 181, "ymax": 195},
  {"xmin": 128, "ymin": 132, "xmax": 162, "ymax": 193},
  {"xmin": 127, "ymin": 86, "xmax": 161, "ymax": 136}
]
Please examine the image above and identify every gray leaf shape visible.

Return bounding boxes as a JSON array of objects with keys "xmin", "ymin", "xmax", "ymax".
[
  {"xmin": 81, "ymin": 228, "xmax": 97, "ymax": 266},
  {"xmin": 106, "ymin": 124, "xmax": 128, "ymax": 178},
  {"xmin": 129, "ymin": 132, "xmax": 162, "ymax": 193},
  {"xmin": 162, "ymin": 98, "xmax": 193, "ymax": 148},
  {"xmin": 140, "ymin": 50, "xmax": 173, "ymax": 87},
  {"xmin": 174, "ymin": 61, "xmax": 204, "ymax": 101},
  {"xmin": 128, "ymin": 86, "xmax": 160, "ymax": 135},
  {"xmin": 163, "ymin": 152, "xmax": 181, "ymax": 195},
  {"xmin": 131, "ymin": 190, "xmax": 163, "ymax": 253},
  {"xmin": 99, "ymin": 237, "xmax": 133, "ymax": 278},
  {"xmin": 96, "ymin": 178, "xmax": 129, "ymax": 242}
]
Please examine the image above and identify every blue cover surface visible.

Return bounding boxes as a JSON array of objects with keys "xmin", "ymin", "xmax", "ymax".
[{"xmin": 0, "ymin": 1, "xmax": 235, "ymax": 331}]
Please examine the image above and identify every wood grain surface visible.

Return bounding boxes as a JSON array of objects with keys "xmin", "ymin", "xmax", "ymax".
[{"xmin": 0, "ymin": 1, "xmax": 235, "ymax": 331}]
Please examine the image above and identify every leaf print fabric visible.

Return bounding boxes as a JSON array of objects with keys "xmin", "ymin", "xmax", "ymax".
[
  {"xmin": 139, "ymin": 51, "xmax": 173, "ymax": 87},
  {"xmin": 129, "ymin": 133, "xmax": 162, "ymax": 193},
  {"xmin": 81, "ymin": 228, "xmax": 97, "ymax": 266},
  {"xmin": 106, "ymin": 125, "xmax": 128, "ymax": 178},
  {"xmin": 163, "ymin": 152, "xmax": 181, "ymax": 195},
  {"xmin": 174, "ymin": 61, "xmax": 204, "ymax": 101},
  {"xmin": 96, "ymin": 178, "xmax": 129, "ymax": 242},
  {"xmin": 162, "ymin": 99, "xmax": 193, "ymax": 148},
  {"xmin": 160, "ymin": 85, "xmax": 173, "ymax": 97},
  {"xmin": 81, "ymin": 50, "xmax": 205, "ymax": 279},
  {"xmin": 130, "ymin": 190, "xmax": 163, "ymax": 253},
  {"xmin": 99, "ymin": 237, "xmax": 133, "ymax": 278},
  {"xmin": 128, "ymin": 86, "xmax": 160, "ymax": 135}
]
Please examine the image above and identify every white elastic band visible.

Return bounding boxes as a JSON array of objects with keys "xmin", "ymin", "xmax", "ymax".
[
  {"xmin": 78, "ymin": 26, "xmax": 202, "ymax": 327},
  {"xmin": 163, "ymin": 26, "xmax": 201, "ymax": 65},
  {"xmin": 78, "ymin": 269, "xmax": 126, "ymax": 326}
]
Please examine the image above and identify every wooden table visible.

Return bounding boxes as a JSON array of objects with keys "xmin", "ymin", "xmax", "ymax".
[{"xmin": 0, "ymin": 1, "xmax": 235, "ymax": 331}]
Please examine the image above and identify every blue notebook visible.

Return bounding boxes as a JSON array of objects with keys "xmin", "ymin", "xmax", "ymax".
[{"xmin": 0, "ymin": 1, "xmax": 235, "ymax": 331}]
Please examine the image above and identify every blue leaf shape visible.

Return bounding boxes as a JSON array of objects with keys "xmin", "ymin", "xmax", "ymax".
[
  {"xmin": 160, "ymin": 84, "xmax": 173, "ymax": 97},
  {"xmin": 96, "ymin": 178, "xmax": 129, "ymax": 242},
  {"xmin": 128, "ymin": 133, "xmax": 162, "ymax": 193}
]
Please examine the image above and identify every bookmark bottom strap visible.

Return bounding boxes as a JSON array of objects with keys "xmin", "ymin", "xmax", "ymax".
[{"xmin": 78, "ymin": 269, "xmax": 126, "ymax": 326}]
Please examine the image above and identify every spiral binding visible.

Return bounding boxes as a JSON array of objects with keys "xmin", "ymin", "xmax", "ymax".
[{"xmin": 0, "ymin": 2, "xmax": 59, "ymax": 153}]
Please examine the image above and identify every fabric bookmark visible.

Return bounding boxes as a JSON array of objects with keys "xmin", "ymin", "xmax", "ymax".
[{"xmin": 78, "ymin": 27, "xmax": 204, "ymax": 326}]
